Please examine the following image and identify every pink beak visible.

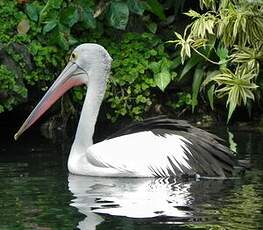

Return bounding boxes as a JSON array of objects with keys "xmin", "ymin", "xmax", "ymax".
[{"xmin": 14, "ymin": 61, "xmax": 86, "ymax": 140}]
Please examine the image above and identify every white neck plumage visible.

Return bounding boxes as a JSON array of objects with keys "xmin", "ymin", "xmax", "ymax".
[{"xmin": 71, "ymin": 69, "xmax": 109, "ymax": 154}]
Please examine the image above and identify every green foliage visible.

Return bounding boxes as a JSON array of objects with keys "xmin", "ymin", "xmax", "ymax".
[
  {"xmin": 0, "ymin": 0, "xmax": 67, "ymax": 113},
  {"xmin": 192, "ymin": 65, "xmax": 204, "ymax": 112},
  {"xmin": 102, "ymin": 32, "xmax": 175, "ymax": 122},
  {"xmin": 217, "ymin": 2, "xmax": 263, "ymax": 48},
  {"xmin": 231, "ymin": 46, "xmax": 263, "ymax": 75},
  {"xmin": 165, "ymin": 92, "xmax": 192, "ymax": 111},
  {"xmin": 185, "ymin": 10, "xmax": 216, "ymax": 39},
  {"xmin": 169, "ymin": 0, "xmax": 263, "ymax": 122},
  {"xmin": 0, "ymin": 2, "xmax": 20, "ymax": 42},
  {"xmin": 0, "ymin": 0, "xmax": 177, "ymax": 119},
  {"xmin": 7, "ymin": 0, "xmax": 262, "ymax": 124},
  {"xmin": 210, "ymin": 67, "xmax": 258, "ymax": 122},
  {"xmin": 0, "ymin": 65, "xmax": 27, "ymax": 113}
]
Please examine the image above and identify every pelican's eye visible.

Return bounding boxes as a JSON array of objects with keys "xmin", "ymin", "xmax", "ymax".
[{"xmin": 71, "ymin": 52, "xmax": 77, "ymax": 61}]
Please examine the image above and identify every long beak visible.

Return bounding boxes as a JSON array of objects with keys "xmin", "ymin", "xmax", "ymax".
[{"xmin": 14, "ymin": 62, "xmax": 86, "ymax": 140}]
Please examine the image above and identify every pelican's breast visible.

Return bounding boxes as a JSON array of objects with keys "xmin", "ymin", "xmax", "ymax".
[{"xmin": 87, "ymin": 131, "xmax": 193, "ymax": 177}]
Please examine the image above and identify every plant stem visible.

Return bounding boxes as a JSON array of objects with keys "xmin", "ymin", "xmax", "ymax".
[{"xmin": 192, "ymin": 47, "xmax": 229, "ymax": 65}]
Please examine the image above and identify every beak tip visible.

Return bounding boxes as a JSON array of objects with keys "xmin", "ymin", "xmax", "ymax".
[{"xmin": 14, "ymin": 132, "xmax": 19, "ymax": 141}]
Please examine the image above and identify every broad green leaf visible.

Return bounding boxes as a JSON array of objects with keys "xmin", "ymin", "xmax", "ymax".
[
  {"xmin": 155, "ymin": 70, "xmax": 171, "ymax": 92},
  {"xmin": 160, "ymin": 58, "xmax": 173, "ymax": 70},
  {"xmin": 207, "ymin": 84, "xmax": 215, "ymax": 110},
  {"xmin": 192, "ymin": 66, "xmax": 204, "ymax": 112},
  {"xmin": 128, "ymin": 0, "xmax": 144, "ymax": 15},
  {"xmin": 171, "ymin": 56, "xmax": 182, "ymax": 69},
  {"xmin": 180, "ymin": 54, "xmax": 203, "ymax": 79},
  {"xmin": 82, "ymin": 8, "xmax": 96, "ymax": 29},
  {"xmin": 227, "ymin": 86, "xmax": 239, "ymax": 122},
  {"xmin": 145, "ymin": 0, "xmax": 166, "ymax": 20},
  {"xmin": 149, "ymin": 61, "xmax": 161, "ymax": 73},
  {"xmin": 25, "ymin": 3, "xmax": 39, "ymax": 22},
  {"xmin": 52, "ymin": 29, "xmax": 69, "ymax": 50},
  {"xmin": 108, "ymin": 2, "xmax": 129, "ymax": 30},
  {"xmin": 146, "ymin": 22, "xmax": 157, "ymax": 33},
  {"xmin": 227, "ymin": 100, "xmax": 237, "ymax": 123},
  {"xmin": 60, "ymin": 7, "xmax": 79, "ymax": 27},
  {"xmin": 43, "ymin": 20, "xmax": 57, "ymax": 34}
]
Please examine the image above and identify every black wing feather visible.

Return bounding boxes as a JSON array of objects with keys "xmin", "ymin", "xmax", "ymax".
[{"xmin": 108, "ymin": 116, "xmax": 242, "ymax": 177}]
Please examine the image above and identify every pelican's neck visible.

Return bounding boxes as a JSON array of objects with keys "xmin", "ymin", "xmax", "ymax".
[{"xmin": 72, "ymin": 76, "xmax": 107, "ymax": 153}]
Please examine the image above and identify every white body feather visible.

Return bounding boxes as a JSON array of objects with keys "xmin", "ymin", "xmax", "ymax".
[{"xmin": 68, "ymin": 131, "xmax": 192, "ymax": 177}]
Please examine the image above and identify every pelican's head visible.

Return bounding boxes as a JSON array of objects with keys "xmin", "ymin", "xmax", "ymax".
[
  {"xmin": 70, "ymin": 44, "xmax": 112, "ymax": 84},
  {"xmin": 14, "ymin": 43, "xmax": 112, "ymax": 140}
]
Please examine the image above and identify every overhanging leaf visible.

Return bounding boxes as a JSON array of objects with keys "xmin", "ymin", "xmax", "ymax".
[
  {"xmin": 128, "ymin": 0, "xmax": 144, "ymax": 15},
  {"xmin": 155, "ymin": 70, "xmax": 171, "ymax": 92},
  {"xmin": 207, "ymin": 84, "xmax": 215, "ymax": 110},
  {"xmin": 171, "ymin": 56, "xmax": 182, "ymax": 69},
  {"xmin": 149, "ymin": 61, "xmax": 161, "ymax": 74},
  {"xmin": 43, "ymin": 20, "xmax": 57, "ymax": 34},
  {"xmin": 25, "ymin": 3, "xmax": 39, "ymax": 22},
  {"xmin": 50, "ymin": 27, "xmax": 69, "ymax": 50},
  {"xmin": 227, "ymin": 100, "xmax": 237, "ymax": 123},
  {"xmin": 192, "ymin": 66, "xmax": 204, "ymax": 112},
  {"xmin": 82, "ymin": 7, "xmax": 96, "ymax": 29},
  {"xmin": 108, "ymin": 2, "xmax": 129, "ymax": 30},
  {"xmin": 146, "ymin": 22, "xmax": 157, "ymax": 33},
  {"xmin": 180, "ymin": 54, "xmax": 203, "ymax": 79},
  {"xmin": 60, "ymin": 7, "xmax": 79, "ymax": 27},
  {"xmin": 145, "ymin": 0, "xmax": 166, "ymax": 20}
]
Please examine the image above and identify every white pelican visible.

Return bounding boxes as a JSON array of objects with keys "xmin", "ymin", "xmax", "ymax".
[{"xmin": 15, "ymin": 44, "xmax": 244, "ymax": 177}]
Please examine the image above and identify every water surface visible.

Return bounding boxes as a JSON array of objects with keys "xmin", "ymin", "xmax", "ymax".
[{"xmin": 0, "ymin": 127, "xmax": 263, "ymax": 230}]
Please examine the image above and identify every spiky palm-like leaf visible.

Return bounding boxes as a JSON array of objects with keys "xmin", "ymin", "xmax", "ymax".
[
  {"xmin": 231, "ymin": 46, "xmax": 263, "ymax": 74},
  {"xmin": 212, "ymin": 67, "xmax": 258, "ymax": 122}
]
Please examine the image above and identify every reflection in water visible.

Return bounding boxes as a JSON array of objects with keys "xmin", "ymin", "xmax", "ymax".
[
  {"xmin": 68, "ymin": 175, "xmax": 234, "ymax": 230},
  {"xmin": 1, "ymin": 127, "xmax": 263, "ymax": 229}
]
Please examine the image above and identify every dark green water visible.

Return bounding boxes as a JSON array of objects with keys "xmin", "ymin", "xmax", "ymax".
[{"xmin": 1, "ymin": 127, "xmax": 263, "ymax": 230}]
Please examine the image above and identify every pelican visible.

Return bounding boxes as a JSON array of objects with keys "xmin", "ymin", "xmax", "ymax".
[{"xmin": 15, "ymin": 44, "xmax": 244, "ymax": 178}]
